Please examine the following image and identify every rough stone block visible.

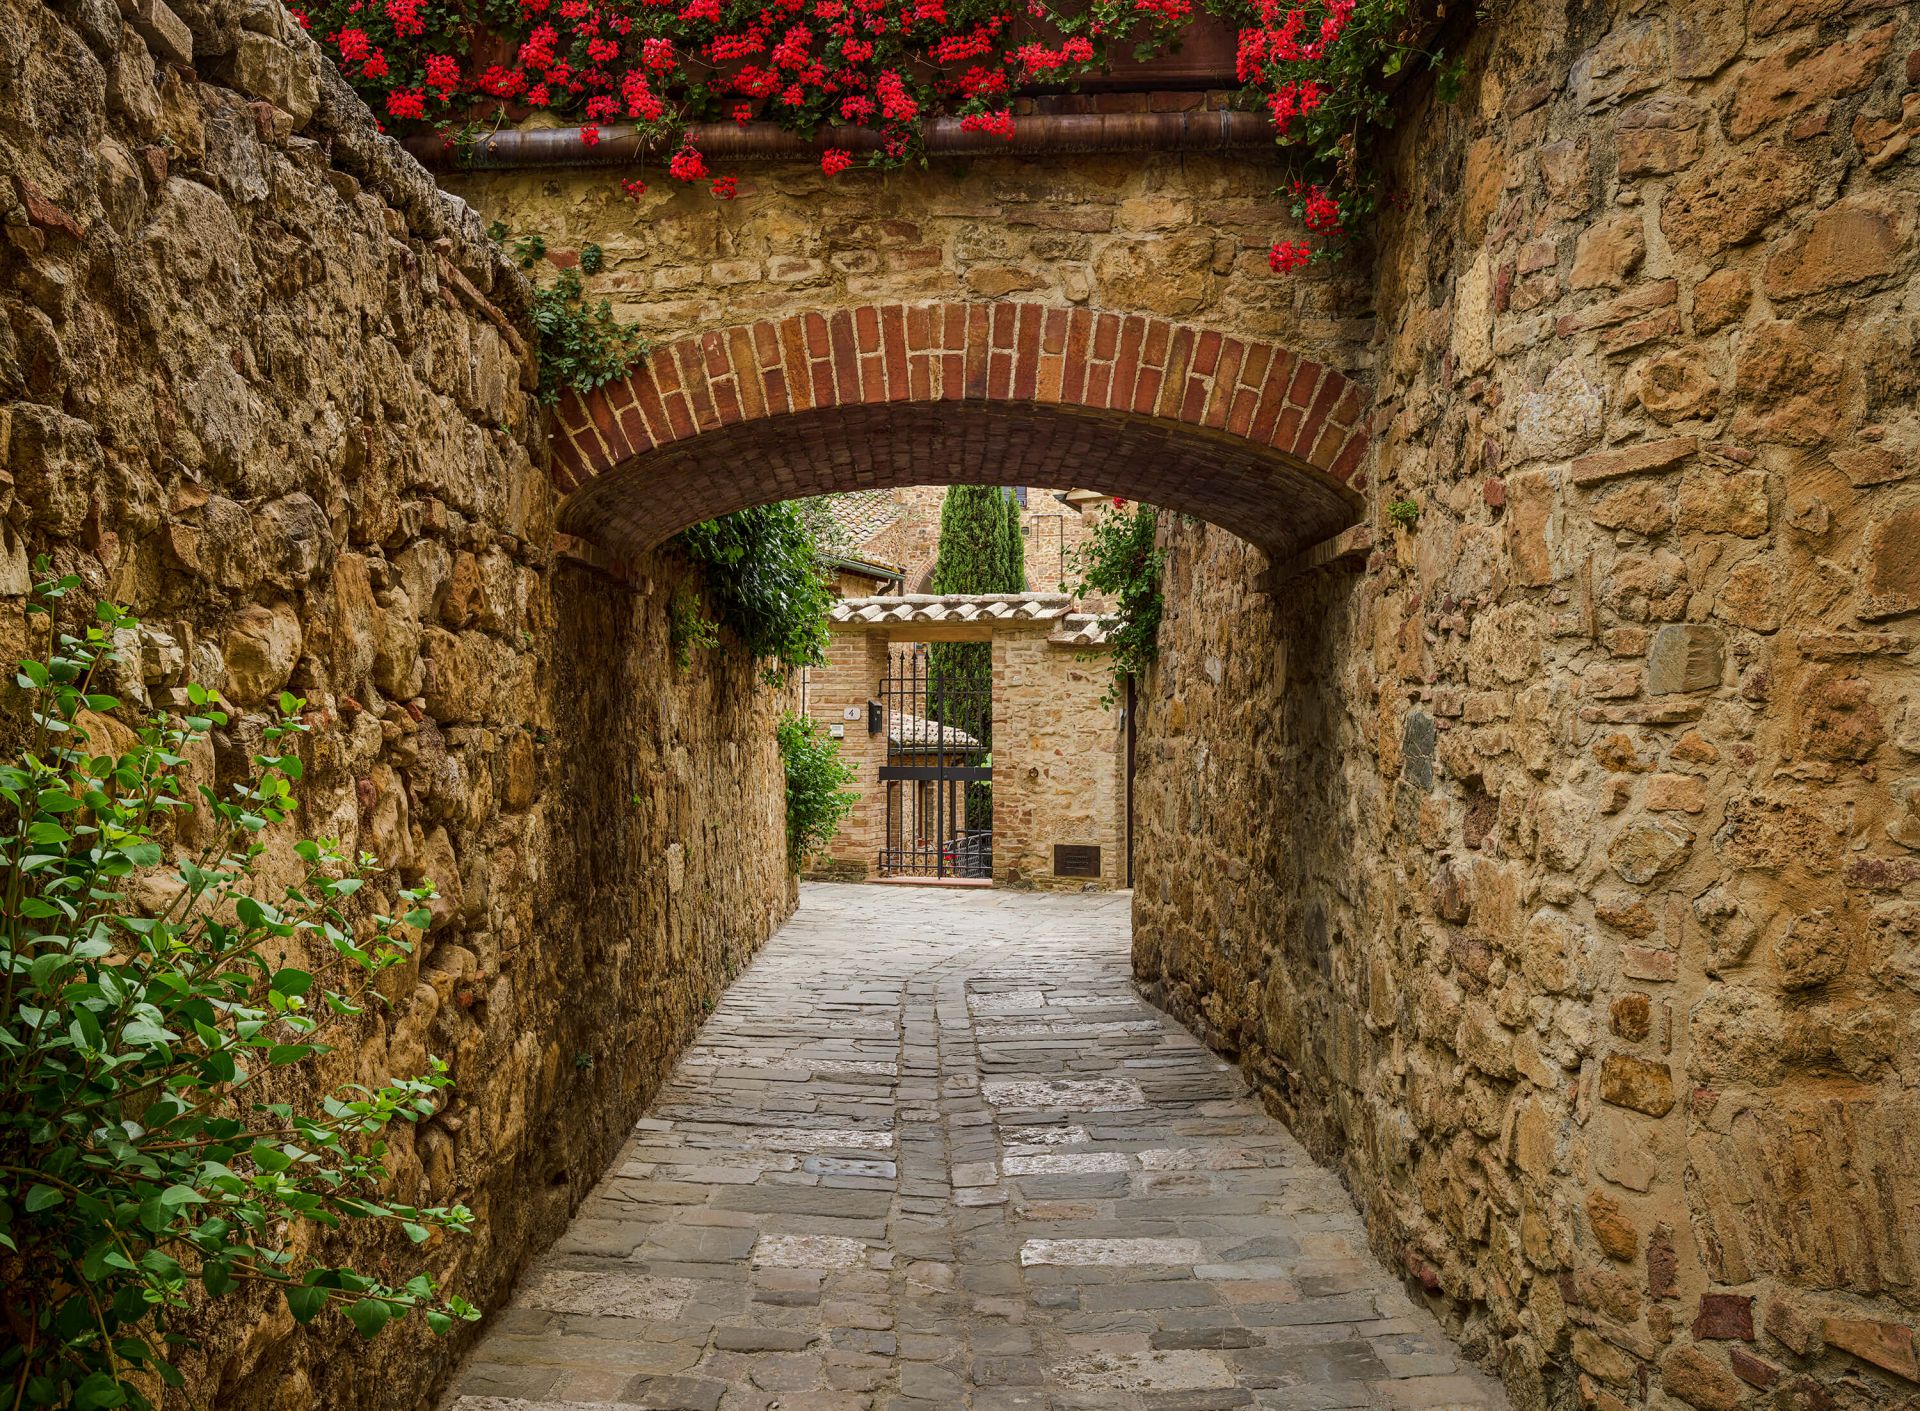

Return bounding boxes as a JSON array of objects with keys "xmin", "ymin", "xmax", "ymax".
[
  {"xmin": 1599, "ymin": 1053, "xmax": 1675, "ymax": 1116},
  {"xmin": 1645, "ymin": 625, "xmax": 1723, "ymax": 695}
]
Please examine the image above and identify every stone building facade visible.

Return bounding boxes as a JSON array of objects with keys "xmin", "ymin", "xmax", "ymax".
[
  {"xmin": 831, "ymin": 483, "xmax": 1112, "ymax": 594},
  {"xmin": 0, "ymin": 3, "xmax": 790, "ymax": 1407},
  {"xmin": 804, "ymin": 595, "xmax": 1128, "ymax": 890},
  {"xmin": 1130, "ymin": 4, "xmax": 1920, "ymax": 1411},
  {"xmin": 8, "ymin": 0, "xmax": 1920, "ymax": 1407}
]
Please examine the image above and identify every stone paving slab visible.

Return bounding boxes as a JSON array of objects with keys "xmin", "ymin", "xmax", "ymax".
[{"xmin": 443, "ymin": 884, "xmax": 1509, "ymax": 1411}]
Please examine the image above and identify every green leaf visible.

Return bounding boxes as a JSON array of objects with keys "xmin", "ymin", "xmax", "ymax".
[
  {"xmin": 271, "ymin": 968, "xmax": 314, "ymax": 997},
  {"xmin": 25, "ymin": 1183, "xmax": 64, "ymax": 1212},
  {"xmin": 285, "ymin": 1284, "xmax": 327, "ymax": 1325},
  {"xmin": 345, "ymin": 1298, "xmax": 392, "ymax": 1339},
  {"xmin": 402, "ymin": 1222, "xmax": 431, "ymax": 1244},
  {"xmin": 72, "ymin": 1371, "xmax": 128, "ymax": 1409}
]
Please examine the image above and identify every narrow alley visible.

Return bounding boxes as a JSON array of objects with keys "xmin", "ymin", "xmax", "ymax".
[{"xmin": 445, "ymin": 886, "xmax": 1507, "ymax": 1411}]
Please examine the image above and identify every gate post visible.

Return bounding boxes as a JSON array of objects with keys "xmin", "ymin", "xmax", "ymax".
[{"xmin": 802, "ymin": 625, "xmax": 891, "ymax": 878}]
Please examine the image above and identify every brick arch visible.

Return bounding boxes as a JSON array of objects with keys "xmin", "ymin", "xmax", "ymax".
[{"xmin": 549, "ymin": 302, "xmax": 1370, "ymax": 564}]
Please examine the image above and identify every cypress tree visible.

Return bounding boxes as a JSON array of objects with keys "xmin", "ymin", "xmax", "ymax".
[
  {"xmin": 1002, "ymin": 489, "xmax": 1026, "ymax": 592},
  {"xmin": 929, "ymin": 485, "xmax": 1022, "ymax": 595},
  {"xmin": 925, "ymin": 485, "xmax": 1025, "ymax": 835}
]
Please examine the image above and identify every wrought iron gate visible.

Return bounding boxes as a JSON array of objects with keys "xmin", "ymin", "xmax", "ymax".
[{"xmin": 877, "ymin": 644, "xmax": 992, "ymax": 879}]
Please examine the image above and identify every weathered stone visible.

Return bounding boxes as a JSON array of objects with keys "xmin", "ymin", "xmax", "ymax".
[
  {"xmin": 1765, "ymin": 1299, "xmax": 1821, "ymax": 1357},
  {"xmin": 1677, "ymin": 468, "xmax": 1767, "ymax": 537},
  {"xmin": 1645, "ymin": 774, "xmax": 1706, "ymax": 814},
  {"xmin": 1662, "ymin": 146, "xmax": 1812, "ymax": 254},
  {"xmin": 1775, "ymin": 910, "xmax": 1850, "ymax": 989},
  {"xmin": 1764, "ymin": 198, "xmax": 1909, "ymax": 300},
  {"xmin": 1733, "ymin": 321, "xmax": 1846, "ymax": 446},
  {"xmin": 1862, "ymin": 508, "xmax": 1920, "ymax": 619},
  {"xmin": 221, "ymin": 602, "xmax": 302, "ymax": 705},
  {"xmin": 1800, "ymin": 669, "xmax": 1885, "ymax": 761},
  {"xmin": 1660, "ymin": 1345, "xmax": 1744, "ymax": 1411},
  {"xmin": 1611, "ymin": 992, "xmax": 1652, "ymax": 1040},
  {"xmin": 1515, "ymin": 363, "xmax": 1604, "ymax": 460},
  {"xmin": 1616, "ymin": 97, "xmax": 1705, "ymax": 177},
  {"xmin": 1692, "ymin": 1294, "xmax": 1753, "ymax": 1341},
  {"xmin": 1691, "ymin": 270, "xmax": 1751, "ymax": 333},
  {"xmin": 1645, "ymin": 625, "xmax": 1723, "ymax": 695},
  {"xmin": 1599, "ymin": 1053, "xmax": 1676, "ymax": 1115},
  {"xmin": 1822, "ymin": 1315, "xmax": 1919, "ymax": 1382},
  {"xmin": 1632, "ymin": 351, "xmax": 1719, "ymax": 425},
  {"xmin": 1571, "ymin": 437, "xmax": 1697, "ymax": 486},
  {"xmin": 1591, "ymin": 481, "xmax": 1674, "ymax": 536},
  {"xmin": 1586, "ymin": 1189, "xmax": 1639, "ymax": 1261},
  {"xmin": 1571, "ymin": 214, "xmax": 1645, "ymax": 290},
  {"xmin": 1727, "ymin": 26, "xmax": 1896, "ymax": 140},
  {"xmin": 1714, "ymin": 558, "xmax": 1780, "ymax": 632}
]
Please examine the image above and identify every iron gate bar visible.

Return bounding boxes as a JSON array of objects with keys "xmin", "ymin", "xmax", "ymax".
[{"xmin": 876, "ymin": 641, "xmax": 993, "ymax": 881}]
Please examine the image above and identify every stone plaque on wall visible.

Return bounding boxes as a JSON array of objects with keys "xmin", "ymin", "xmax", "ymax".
[{"xmin": 1054, "ymin": 844, "xmax": 1102, "ymax": 878}]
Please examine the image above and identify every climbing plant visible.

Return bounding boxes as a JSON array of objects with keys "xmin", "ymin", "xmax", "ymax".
[
  {"xmin": 776, "ymin": 713, "xmax": 858, "ymax": 872},
  {"xmin": 676, "ymin": 501, "xmax": 836, "ymax": 683},
  {"xmin": 1069, "ymin": 500, "xmax": 1164, "ymax": 703},
  {"xmin": 494, "ymin": 226, "xmax": 648, "ymax": 403},
  {"xmin": 296, "ymin": 0, "xmax": 1460, "ymax": 264},
  {"xmin": 0, "ymin": 573, "xmax": 477, "ymax": 1411}
]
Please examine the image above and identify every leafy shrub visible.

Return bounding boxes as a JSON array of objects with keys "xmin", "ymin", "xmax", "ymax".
[
  {"xmin": 489, "ymin": 222, "xmax": 648, "ymax": 405},
  {"xmin": 0, "ymin": 573, "xmax": 476, "ymax": 1411},
  {"xmin": 676, "ymin": 503, "xmax": 835, "ymax": 684},
  {"xmin": 1386, "ymin": 497, "xmax": 1421, "ymax": 527},
  {"xmin": 1069, "ymin": 502, "xmax": 1166, "ymax": 704},
  {"xmin": 527, "ymin": 267, "xmax": 647, "ymax": 405},
  {"xmin": 668, "ymin": 585, "xmax": 720, "ymax": 670},
  {"xmin": 776, "ymin": 714, "xmax": 858, "ymax": 874}
]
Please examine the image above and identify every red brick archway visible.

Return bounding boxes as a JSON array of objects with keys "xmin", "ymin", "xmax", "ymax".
[{"xmin": 549, "ymin": 302, "xmax": 1370, "ymax": 566}]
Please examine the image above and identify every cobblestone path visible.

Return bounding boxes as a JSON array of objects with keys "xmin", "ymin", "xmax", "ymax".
[{"xmin": 448, "ymin": 884, "xmax": 1508, "ymax": 1411}]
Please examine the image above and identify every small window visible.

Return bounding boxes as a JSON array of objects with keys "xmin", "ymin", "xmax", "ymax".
[{"xmin": 1013, "ymin": 486, "xmax": 1028, "ymax": 507}]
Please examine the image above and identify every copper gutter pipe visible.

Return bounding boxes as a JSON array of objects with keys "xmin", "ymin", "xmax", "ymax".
[{"xmin": 405, "ymin": 108, "xmax": 1274, "ymax": 170}]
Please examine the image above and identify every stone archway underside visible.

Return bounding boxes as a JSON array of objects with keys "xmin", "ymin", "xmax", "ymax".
[{"xmin": 550, "ymin": 303, "xmax": 1372, "ymax": 564}]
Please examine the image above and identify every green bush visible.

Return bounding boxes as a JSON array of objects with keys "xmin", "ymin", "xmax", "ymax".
[
  {"xmin": 1070, "ymin": 502, "xmax": 1166, "ymax": 705},
  {"xmin": 776, "ymin": 714, "xmax": 857, "ymax": 873},
  {"xmin": 0, "ymin": 572, "xmax": 476, "ymax": 1411},
  {"xmin": 677, "ymin": 503, "xmax": 836, "ymax": 685}
]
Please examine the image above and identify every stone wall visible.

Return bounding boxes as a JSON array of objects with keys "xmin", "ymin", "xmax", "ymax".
[
  {"xmin": 1133, "ymin": 2, "xmax": 1920, "ymax": 1408},
  {"xmin": 447, "ymin": 149, "xmax": 1370, "ymax": 366},
  {"xmin": 801, "ymin": 625, "xmax": 890, "ymax": 879},
  {"xmin": 0, "ymin": 0, "xmax": 789, "ymax": 1405},
  {"xmin": 992, "ymin": 629, "xmax": 1127, "ymax": 890}
]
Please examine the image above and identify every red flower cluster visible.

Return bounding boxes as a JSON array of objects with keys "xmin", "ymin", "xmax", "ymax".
[
  {"xmin": 302, "ymin": 0, "xmax": 1367, "ymax": 270},
  {"xmin": 1268, "ymin": 240, "xmax": 1310, "ymax": 272}
]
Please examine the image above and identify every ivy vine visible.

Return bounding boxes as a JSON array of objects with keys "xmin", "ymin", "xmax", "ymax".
[{"xmin": 1069, "ymin": 501, "xmax": 1165, "ymax": 704}]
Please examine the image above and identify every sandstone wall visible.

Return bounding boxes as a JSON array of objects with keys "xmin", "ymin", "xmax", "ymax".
[
  {"xmin": 1133, "ymin": 2, "xmax": 1920, "ymax": 1408},
  {"xmin": 445, "ymin": 146, "xmax": 1372, "ymax": 372},
  {"xmin": 992, "ymin": 628, "xmax": 1126, "ymax": 890},
  {"xmin": 0, "ymin": 0, "xmax": 789, "ymax": 1405},
  {"xmin": 802, "ymin": 625, "xmax": 891, "ymax": 879}
]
